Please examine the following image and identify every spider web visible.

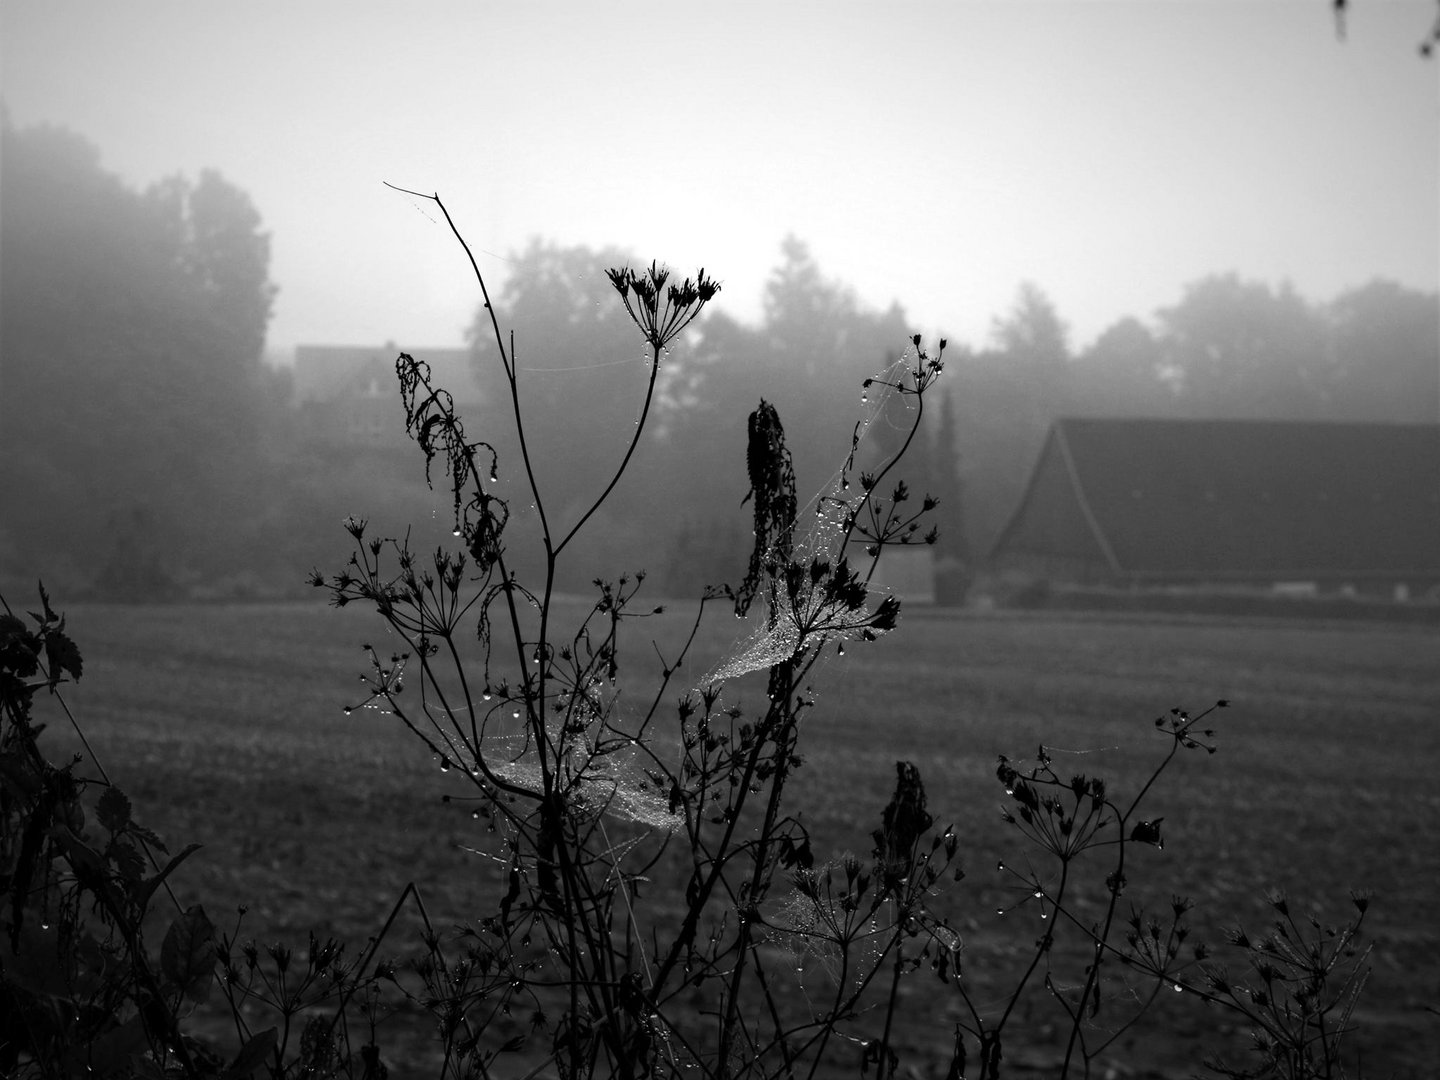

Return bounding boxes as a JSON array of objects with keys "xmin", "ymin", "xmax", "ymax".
[
  {"xmin": 703, "ymin": 345, "xmax": 923, "ymax": 686},
  {"xmin": 445, "ymin": 348, "xmax": 925, "ymax": 833}
]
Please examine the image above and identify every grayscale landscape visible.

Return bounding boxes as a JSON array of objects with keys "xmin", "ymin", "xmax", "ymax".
[{"xmin": 1, "ymin": 3, "xmax": 1437, "ymax": 1077}]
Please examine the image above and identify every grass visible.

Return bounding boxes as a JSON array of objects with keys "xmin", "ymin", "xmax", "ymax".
[{"xmin": 40, "ymin": 597, "xmax": 1440, "ymax": 1077}]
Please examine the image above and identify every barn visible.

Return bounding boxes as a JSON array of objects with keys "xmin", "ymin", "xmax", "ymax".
[{"xmin": 987, "ymin": 418, "xmax": 1440, "ymax": 597}]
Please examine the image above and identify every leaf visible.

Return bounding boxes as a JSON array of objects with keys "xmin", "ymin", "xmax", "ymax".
[
  {"xmin": 97, "ymin": 785, "xmax": 133, "ymax": 833},
  {"xmin": 1129, "ymin": 819, "xmax": 1165, "ymax": 848},
  {"xmin": 129, "ymin": 821, "xmax": 169, "ymax": 854},
  {"xmin": 0, "ymin": 613, "xmax": 40, "ymax": 679},
  {"xmin": 223, "ymin": 1027, "xmax": 278, "ymax": 1080},
  {"xmin": 134, "ymin": 842, "xmax": 202, "ymax": 913},
  {"xmin": 37, "ymin": 580, "xmax": 57, "ymax": 624},
  {"xmin": 43, "ymin": 626, "xmax": 83, "ymax": 686},
  {"xmin": 108, "ymin": 838, "xmax": 146, "ymax": 884},
  {"xmin": 160, "ymin": 904, "xmax": 216, "ymax": 1003}
]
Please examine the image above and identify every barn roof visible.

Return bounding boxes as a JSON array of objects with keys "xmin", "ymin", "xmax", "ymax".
[{"xmin": 988, "ymin": 419, "xmax": 1440, "ymax": 582}]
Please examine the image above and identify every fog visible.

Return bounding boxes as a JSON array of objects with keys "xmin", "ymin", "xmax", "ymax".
[
  {"xmin": 1, "ymin": 1, "xmax": 1437, "ymax": 600},
  {"xmin": 3, "ymin": 1, "xmax": 1435, "ymax": 352}
]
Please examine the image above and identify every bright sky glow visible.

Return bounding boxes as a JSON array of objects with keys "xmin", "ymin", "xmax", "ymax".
[{"xmin": 2, "ymin": 0, "xmax": 1436, "ymax": 357}]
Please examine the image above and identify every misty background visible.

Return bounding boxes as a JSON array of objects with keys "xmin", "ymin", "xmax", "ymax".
[{"xmin": 1, "ymin": 1, "xmax": 1437, "ymax": 601}]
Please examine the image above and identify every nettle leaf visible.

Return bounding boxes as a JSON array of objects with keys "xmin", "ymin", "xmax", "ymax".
[
  {"xmin": 108, "ymin": 839, "xmax": 146, "ymax": 884},
  {"xmin": 1130, "ymin": 819, "xmax": 1165, "ymax": 848},
  {"xmin": 160, "ymin": 904, "xmax": 216, "ymax": 1003},
  {"xmin": 43, "ymin": 627, "xmax": 83, "ymax": 686},
  {"xmin": 97, "ymin": 786, "xmax": 133, "ymax": 833},
  {"xmin": 129, "ymin": 821, "xmax": 169, "ymax": 854},
  {"xmin": 0, "ymin": 613, "xmax": 40, "ymax": 679}
]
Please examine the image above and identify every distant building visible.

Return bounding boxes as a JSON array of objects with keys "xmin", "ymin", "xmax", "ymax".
[
  {"xmin": 988, "ymin": 418, "xmax": 1440, "ymax": 596},
  {"xmin": 292, "ymin": 343, "xmax": 481, "ymax": 450}
]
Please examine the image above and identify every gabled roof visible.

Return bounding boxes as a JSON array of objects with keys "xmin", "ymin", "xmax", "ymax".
[{"xmin": 989, "ymin": 419, "xmax": 1440, "ymax": 581}]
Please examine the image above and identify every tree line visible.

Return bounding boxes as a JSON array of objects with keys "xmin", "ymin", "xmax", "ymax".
[
  {"xmin": 2, "ymin": 117, "xmax": 1435, "ymax": 600},
  {"xmin": 465, "ymin": 238, "xmax": 1438, "ymax": 594},
  {"xmin": 0, "ymin": 117, "xmax": 292, "ymax": 600}
]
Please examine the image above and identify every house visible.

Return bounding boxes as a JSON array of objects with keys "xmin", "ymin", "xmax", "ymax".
[
  {"xmin": 291, "ymin": 343, "xmax": 482, "ymax": 450},
  {"xmin": 987, "ymin": 418, "xmax": 1440, "ymax": 596}
]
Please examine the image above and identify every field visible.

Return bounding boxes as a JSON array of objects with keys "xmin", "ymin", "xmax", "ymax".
[{"xmin": 33, "ymin": 597, "xmax": 1440, "ymax": 1077}]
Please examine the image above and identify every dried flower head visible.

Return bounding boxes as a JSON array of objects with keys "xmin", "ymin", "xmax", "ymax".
[{"xmin": 607, "ymin": 261, "xmax": 720, "ymax": 351}]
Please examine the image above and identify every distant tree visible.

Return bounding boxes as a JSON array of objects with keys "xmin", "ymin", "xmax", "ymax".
[
  {"xmin": 763, "ymin": 234, "xmax": 860, "ymax": 374},
  {"xmin": 990, "ymin": 281, "xmax": 1071, "ymax": 417},
  {"xmin": 465, "ymin": 239, "xmax": 652, "ymax": 518},
  {"xmin": 457, "ymin": 237, "xmax": 920, "ymax": 592},
  {"xmin": 1325, "ymin": 279, "xmax": 1440, "ymax": 422},
  {"xmin": 0, "ymin": 119, "xmax": 279, "ymax": 596},
  {"xmin": 926, "ymin": 385, "xmax": 973, "ymax": 603},
  {"xmin": 759, "ymin": 237, "xmax": 911, "ymax": 489},
  {"xmin": 991, "ymin": 281, "xmax": 1070, "ymax": 366},
  {"xmin": 153, "ymin": 169, "xmax": 277, "ymax": 370},
  {"xmin": 1069, "ymin": 315, "xmax": 1176, "ymax": 417},
  {"xmin": 1155, "ymin": 274, "xmax": 1332, "ymax": 419}
]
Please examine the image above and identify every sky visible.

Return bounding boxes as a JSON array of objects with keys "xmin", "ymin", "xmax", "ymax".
[{"xmin": 2, "ymin": 0, "xmax": 1437, "ymax": 360}]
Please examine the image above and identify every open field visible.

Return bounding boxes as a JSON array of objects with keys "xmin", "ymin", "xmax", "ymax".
[{"xmin": 30, "ymin": 597, "xmax": 1440, "ymax": 1077}]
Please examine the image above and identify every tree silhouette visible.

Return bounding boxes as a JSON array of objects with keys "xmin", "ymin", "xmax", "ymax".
[
  {"xmin": 0, "ymin": 119, "xmax": 278, "ymax": 596},
  {"xmin": 1155, "ymin": 274, "xmax": 1331, "ymax": 419},
  {"xmin": 1326, "ymin": 279, "xmax": 1440, "ymax": 422}
]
